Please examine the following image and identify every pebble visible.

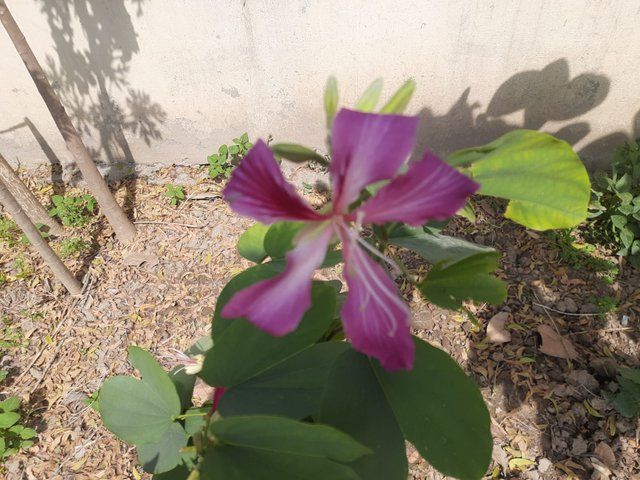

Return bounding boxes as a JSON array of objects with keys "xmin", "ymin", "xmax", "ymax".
[
  {"xmin": 538, "ymin": 457, "xmax": 552, "ymax": 473},
  {"xmin": 567, "ymin": 370, "xmax": 600, "ymax": 391},
  {"xmin": 572, "ymin": 436, "xmax": 588, "ymax": 455},
  {"xmin": 581, "ymin": 303, "xmax": 599, "ymax": 314},
  {"xmin": 564, "ymin": 297, "xmax": 578, "ymax": 313}
]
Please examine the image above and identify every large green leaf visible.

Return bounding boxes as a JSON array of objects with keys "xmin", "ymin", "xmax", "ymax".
[
  {"xmin": 99, "ymin": 348, "xmax": 181, "ymax": 445},
  {"xmin": 263, "ymin": 221, "xmax": 342, "ymax": 266},
  {"xmin": 380, "ymin": 79, "xmax": 416, "ymax": 114},
  {"xmin": 320, "ymin": 349, "xmax": 407, "ymax": 480},
  {"xmin": 355, "ymin": 78, "xmax": 384, "ymax": 112},
  {"xmin": 211, "ymin": 262, "xmax": 283, "ymax": 340},
  {"xmin": 320, "ymin": 340, "xmax": 491, "ymax": 480},
  {"xmin": 419, "ymin": 252, "xmax": 507, "ymax": 310},
  {"xmin": 153, "ymin": 463, "xmax": 190, "ymax": 480},
  {"xmin": 202, "ymin": 282, "xmax": 336, "ymax": 387},
  {"xmin": 219, "ymin": 341, "xmax": 347, "ymax": 419},
  {"xmin": 138, "ymin": 422, "xmax": 188, "ymax": 474},
  {"xmin": 264, "ymin": 221, "xmax": 305, "ymax": 259},
  {"xmin": 211, "ymin": 415, "xmax": 370, "ymax": 462},
  {"xmin": 201, "ymin": 415, "xmax": 369, "ymax": 480},
  {"xmin": 201, "ymin": 445, "xmax": 360, "ymax": 480},
  {"xmin": 388, "ymin": 225, "xmax": 494, "ymax": 267},
  {"xmin": 237, "ymin": 223, "xmax": 269, "ymax": 263},
  {"xmin": 374, "ymin": 338, "xmax": 492, "ymax": 480},
  {"xmin": 447, "ymin": 130, "xmax": 590, "ymax": 230}
]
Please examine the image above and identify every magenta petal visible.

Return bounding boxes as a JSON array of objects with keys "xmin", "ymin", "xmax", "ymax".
[
  {"xmin": 223, "ymin": 140, "xmax": 323, "ymax": 223},
  {"xmin": 221, "ymin": 222, "xmax": 334, "ymax": 335},
  {"xmin": 357, "ymin": 151, "xmax": 480, "ymax": 226},
  {"xmin": 330, "ymin": 109, "xmax": 419, "ymax": 213},
  {"xmin": 338, "ymin": 226, "xmax": 415, "ymax": 371}
]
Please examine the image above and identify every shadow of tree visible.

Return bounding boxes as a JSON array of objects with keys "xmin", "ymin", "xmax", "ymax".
[
  {"xmin": 413, "ymin": 58, "xmax": 613, "ymax": 164},
  {"xmin": 35, "ymin": 0, "xmax": 167, "ymax": 217}
]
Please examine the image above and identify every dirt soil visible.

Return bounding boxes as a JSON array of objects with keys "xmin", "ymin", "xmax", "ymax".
[{"xmin": 0, "ymin": 164, "xmax": 639, "ymax": 480}]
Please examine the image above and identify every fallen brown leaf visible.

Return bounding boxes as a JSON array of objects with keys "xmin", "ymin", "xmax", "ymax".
[
  {"xmin": 537, "ymin": 324, "xmax": 578, "ymax": 359},
  {"xmin": 594, "ymin": 442, "xmax": 616, "ymax": 468},
  {"xmin": 487, "ymin": 312, "xmax": 512, "ymax": 344}
]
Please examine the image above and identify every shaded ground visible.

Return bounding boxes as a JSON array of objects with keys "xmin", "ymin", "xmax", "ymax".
[{"xmin": 0, "ymin": 165, "xmax": 639, "ymax": 479}]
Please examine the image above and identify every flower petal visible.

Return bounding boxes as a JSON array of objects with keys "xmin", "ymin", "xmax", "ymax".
[
  {"xmin": 330, "ymin": 109, "xmax": 419, "ymax": 213},
  {"xmin": 221, "ymin": 222, "xmax": 334, "ymax": 335},
  {"xmin": 223, "ymin": 140, "xmax": 323, "ymax": 223},
  {"xmin": 338, "ymin": 225, "xmax": 415, "ymax": 371},
  {"xmin": 357, "ymin": 151, "xmax": 479, "ymax": 226}
]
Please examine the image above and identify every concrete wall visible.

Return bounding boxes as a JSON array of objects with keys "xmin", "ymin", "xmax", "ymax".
[{"xmin": 1, "ymin": 0, "xmax": 639, "ymax": 177}]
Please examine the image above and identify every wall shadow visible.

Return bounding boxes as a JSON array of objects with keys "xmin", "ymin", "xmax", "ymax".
[
  {"xmin": 413, "ymin": 57, "xmax": 639, "ymax": 170},
  {"xmin": 409, "ymin": 58, "xmax": 640, "ymax": 476},
  {"xmin": 0, "ymin": 118, "xmax": 65, "ymax": 195},
  {"xmin": 35, "ymin": 0, "xmax": 167, "ymax": 218}
]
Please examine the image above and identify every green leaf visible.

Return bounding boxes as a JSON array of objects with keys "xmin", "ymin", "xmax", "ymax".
[
  {"xmin": 184, "ymin": 406, "xmax": 209, "ymax": 436},
  {"xmin": 237, "ymin": 223, "xmax": 269, "ymax": 263},
  {"xmin": 324, "ymin": 76, "xmax": 339, "ymax": 128},
  {"xmin": 380, "ymin": 79, "xmax": 416, "ymax": 114},
  {"xmin": 419, "ymin": 252, "xmax": 507, "ymax": 309},
  {"xmin": 375, "ymin": 338, "xmax": 492, "ymax": 480},
  {"xmin": 0, "ymin": 412, "xmax": 20, "ymax": 429},
  {"xmin": 202, "ymin": 444, "xmax": 360, "ymax": 480},
  {"xmin": 388, "ymin": 226, "xmax": 494, "ymax": 267},
  {"xmin": 447, "ymin": 130, "xmax": 590, "ymax": 230},
  {"xmin": 202, "ymin": 282, "xmax": 336, "ymax": 387},
  {"xmin": 611, "ymin": 214, "xmax": 628, "ymax": 229},
  {"xmin": 153, "ymin": 463, "xmax": 191, "ymax": 480},
  {"xmin": 211, "ymin": 262, "xmax": 283, "ymax": 341},
  {"xmin": 99, "ymin": 348, "xmax": 181, "ymax": 445},
  {"xmin": 320, "ymin": 349, "xmax": 407, "ymax": 480},
  {"xmin": 169, "ymin": 367, "xmax": 195, "ymax": 413},
  {"xmin": 138, "ymin": 422, "xmax": 188, "ymax": 474},
  {"xmin": 458, "ymin": 201, "xmax": 476, "ymax": 222},
  {"xmin": 211, "ymin": 415, "xmax": 370, "ymax": 461},
  {"xmin": 16, "ymin": 426, "xmax": 37, "ymax": 439},
  {"xmin": 264, "ymin": 221, "xmax": 305, "ymax": 259},
  {"xmin": 128, "ymin": 347, "xmax": 182, "ymax": 412},
  {"xmin": 219, "ymin": 341, "xmax": 348, "ymax": 419},
  {"xmin": 0, "ymin": 396, "xmax": 20, "ymax": 412},
  {"xmin": 620, "ymin": 368, "xmax": 640, "ymax": 384},
  {"xmin": 270, "ymin": 143, "xmax": 327, "ymax": 165},
  {"xmin": 355, "ymin": 78, "xmax": 384, "ymax": 112}
]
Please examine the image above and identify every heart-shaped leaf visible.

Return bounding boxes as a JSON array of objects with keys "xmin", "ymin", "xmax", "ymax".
[
  {"xmin": 99, "ymin": 347, "xmax": 181, "ymax": 445},
  {"xmin": 237, "ymin": 223, "xmax": 269, "ymax": 263}
]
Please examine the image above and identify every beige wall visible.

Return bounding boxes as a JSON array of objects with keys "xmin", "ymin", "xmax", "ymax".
[{"xmin": 1, "ymin": 0, "xmax": 639, "ymax": 176}]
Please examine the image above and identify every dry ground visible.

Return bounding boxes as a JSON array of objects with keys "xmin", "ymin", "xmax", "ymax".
[{"xmin": 0, "ymin": 165, "xmax": 639, "ymax": 479}]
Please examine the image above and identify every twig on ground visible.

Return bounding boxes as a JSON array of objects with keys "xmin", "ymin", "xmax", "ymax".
[
  {"xmin": 134, "ymin": 220, "xmax": 209, "ymax": 229},
  {"xmin": 532, "ymin": 302, "xmax": 599, "ymax": 316}
]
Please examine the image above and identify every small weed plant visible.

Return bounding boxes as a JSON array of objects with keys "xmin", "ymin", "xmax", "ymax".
[
  {"xmin": 207, "ymin": 133, "xmax": 252, "ymax": 180},
  {"xmin": 0, "ymin": 395, "xmax": 36, "ymax": 460},
  {"xmin": 604, "ymin": 368, "xmax": 640, "ymax": 418},
  {"xmin": 589, "ymin": 139, "xmax": 640, "ymax": 266},
  {"xmin": 165, "ymin": 184, "xmax": 185, "ymax": 206},
  {"xmin": 58, "ymin": 238, "xmax": 90, "ymax": 258},
  {"xmin": 49, "ymin": 194, "xmax": 96, "ymax": 227}
]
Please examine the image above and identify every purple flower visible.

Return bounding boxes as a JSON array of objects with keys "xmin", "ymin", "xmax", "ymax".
[{"xmin": 221, "ymin": 109, "xmax": 479, "ymax": 370}]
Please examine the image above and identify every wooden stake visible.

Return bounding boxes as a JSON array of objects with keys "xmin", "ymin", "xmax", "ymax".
[
  {"xmin": 0, "ymin": 178, "xmax": 81, "ymax": 295},
  {"xmin": 0, "ymin": 0, "xmax": 136, "ymax": 244},
  {"xmin": 0, "ymin": 152, "xmax": 63, "ymax": 236}
]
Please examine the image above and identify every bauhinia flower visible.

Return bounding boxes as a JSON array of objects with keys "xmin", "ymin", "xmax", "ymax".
[{"xmin": 221, "ymin": 108, "xmax": 479, "ymax": 370}]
